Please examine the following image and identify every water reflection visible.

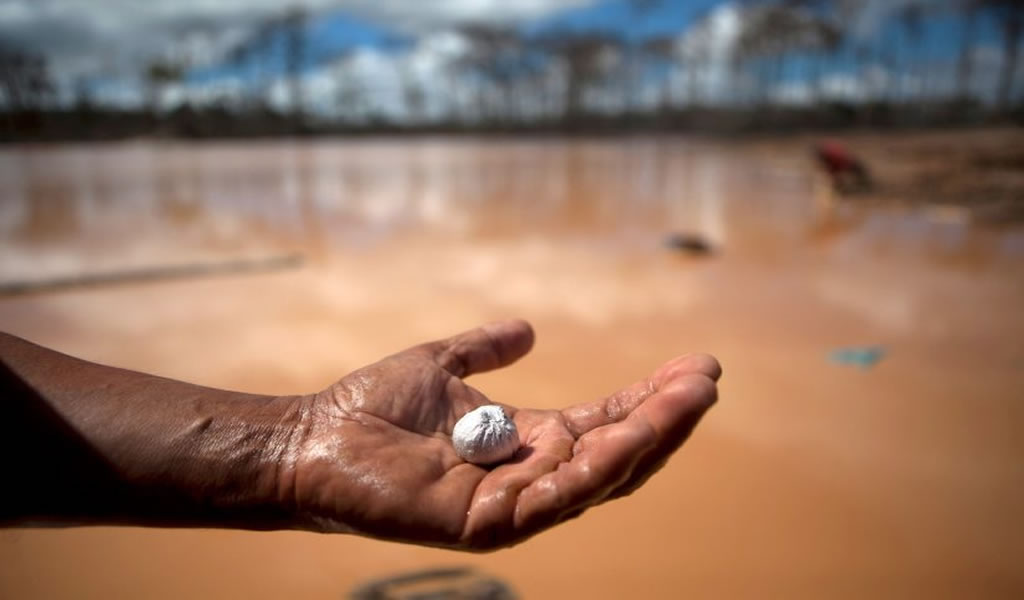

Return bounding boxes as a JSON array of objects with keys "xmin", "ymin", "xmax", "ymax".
[
  {"xmin": 0, "ymin": 138, "xmax": 1019, "ymax": 285},
  {"xmin": 19, "ymin": 170, "xmax": 81, "ymax": 243}
]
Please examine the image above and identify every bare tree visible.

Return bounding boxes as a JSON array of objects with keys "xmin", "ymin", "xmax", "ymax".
[
  {"xmin": 225, "ymin": 6, "xmax": 308, "ymax": 127},
  {"xmin": 334, "ymin": 53, "xmax": 368, "ymax": 124},
  {"xmin": 539, "ymin": 33, "xmax": 624, "ymax": 120},
  {"xmin": 894, "ymin": 1, "xmax": 927, "ymax": 101},
  {"xmin": 400, "ymin": 61, "xmax": 426, "ymax": 124},
  {"xmin": 678, "ymin": 24, "xmax": 711, "ymax": 106},
  {"xmin": 621, "ymin": 0, "xmax": 669, "ymax": 114},
  {"xmin": 955, "ymin": 0, "xmax": 982, "ymax": 100},
  {"xmin": 226, "ymin": 20, "xmax": 278, "ymax": 110},
  {"xmin": 983, "ymin": 0, "xmax": 1023, "ymax": 109},
  {"xmin": 735, "ymin": 2, "xmax": 839, "ymax": 105},
  {"xmin": 282, "ymin": 6, "xmax": 308, "ymax": 127},
  {"xmin": 0, "ymin": 43, "xmax": 54, "ymax": 111},
  {"xmin": 641, "ymin": 36, "xmax": 679, "ymax": 113},
  {"xmin": 454, "ymin": 24, "xmax": 536, "ymax": 124},
  {"xmin": 144, "ymin": 58, "xmax": 184, "ymax": 114}
]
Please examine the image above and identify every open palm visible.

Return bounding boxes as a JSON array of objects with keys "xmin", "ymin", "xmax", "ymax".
[{"xmin": 289, "ymin": 320, "xmax": 720, "ymax": 551}]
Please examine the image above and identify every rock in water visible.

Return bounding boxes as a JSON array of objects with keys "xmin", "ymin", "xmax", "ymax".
[
  {"xmin": 662, "ymin": 232, "xmax": 714, "ymax": 255},
  {"xmin": 452, "ymin": 405, "xmax": 520, "ymax": 465}
]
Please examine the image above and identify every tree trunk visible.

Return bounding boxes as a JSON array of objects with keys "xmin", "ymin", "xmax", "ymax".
[
  {"xmin": 997, "ymin": 8, "xmax": 1022, "ymax": 110},
  {"xmin": 284, "ymin": 9, "xmax": 307, "ymax": 131},
  {"xmin": 956, "ymin": 8, "xmax": 978, "ymax": 100}
]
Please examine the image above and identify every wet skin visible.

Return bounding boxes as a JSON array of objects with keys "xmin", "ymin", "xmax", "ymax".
[{"xmin": 0, "ymin": 320, "xmax": 720, "ymax": 551}]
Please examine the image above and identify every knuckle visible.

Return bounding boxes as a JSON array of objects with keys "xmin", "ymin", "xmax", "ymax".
[{"xmin": 604, "ymin": 393, "xmax": 627, "ymax": 423}]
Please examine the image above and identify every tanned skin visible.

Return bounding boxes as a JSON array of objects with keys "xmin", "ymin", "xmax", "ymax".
[{"xmin": 0, "ymin": 320, "xmax": 720, "ymax": 551}]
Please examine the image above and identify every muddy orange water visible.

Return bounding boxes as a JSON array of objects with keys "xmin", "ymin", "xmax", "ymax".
[{"xmin": 1, "ymin": 137, "xmax": 1022, "ymax": 598}]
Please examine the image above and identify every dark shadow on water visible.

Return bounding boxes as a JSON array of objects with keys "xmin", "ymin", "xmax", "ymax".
[{"xmin": 349, "ymin": 566, "xmax": 517, "ymax": 600}]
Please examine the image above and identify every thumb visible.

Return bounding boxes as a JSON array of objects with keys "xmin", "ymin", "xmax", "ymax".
[{"xmin": 423, "ymin": 319, "xmax": 535, "ymax": 378}]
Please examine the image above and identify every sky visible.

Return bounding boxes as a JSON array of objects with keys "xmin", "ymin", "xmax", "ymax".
[
  {"xmin": 0, "ymin": 0, "xmax": 924, "ymax": 83},
  {"xmin": 0, "ymin": 0, "xmax": 592, "ymax": 79},
  {"xmin": 0, "ymin": 0, "xmax": 1017, "ymax": 112},
  {"xmin": 0, "ymin": 0, "xmax": 720, "ymax": 105}
]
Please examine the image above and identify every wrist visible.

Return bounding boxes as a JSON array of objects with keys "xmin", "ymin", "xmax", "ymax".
[
  {"xmin": 70, "ymin": 389, "xmax": 310, "ymax": 529},
  {"xmin": 1, "ymin": 331, "xmax": 311, "ymax": 529},
  {"xmin": 155, "ymin": 391, "xmax": 311, "ymax": 529}
]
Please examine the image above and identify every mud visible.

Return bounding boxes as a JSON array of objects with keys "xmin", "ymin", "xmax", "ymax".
[{"xmin": 1, "ymin": 134, "xmax": 1022, "ymax": 598}]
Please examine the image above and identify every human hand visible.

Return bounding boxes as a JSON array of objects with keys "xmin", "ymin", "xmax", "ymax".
[{"xmin": 284, "ymin": 319, "xmax": 721, "ymax": 550}]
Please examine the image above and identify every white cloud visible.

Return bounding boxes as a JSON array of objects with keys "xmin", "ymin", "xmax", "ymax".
[
  {"xmin": 0, "ymin": 0, "xmax": 596, "ymax": 102},
  {"xmin": 846, "ymin": 0, "xmax": 948, "ymax": 40},
  {"xmin": 675, "ymin": 2, "xmax": 742, "ymax": 104},
  {"xmin": 329, "ymin": 0, "xmax": 594, "ymax": 30}
]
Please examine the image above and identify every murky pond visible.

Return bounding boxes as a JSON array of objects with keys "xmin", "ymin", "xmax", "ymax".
[{"xmin": 1, "ymin": 137, "xmax": 1022, "ymax": 598}]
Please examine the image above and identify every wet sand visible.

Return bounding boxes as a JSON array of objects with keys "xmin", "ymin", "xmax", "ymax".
[{"xmin": 1, "ymin": 135, "xmax": 1022, "ymax": 598}]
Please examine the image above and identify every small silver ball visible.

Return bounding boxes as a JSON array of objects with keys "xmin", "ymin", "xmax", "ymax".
[{"xmin": 452, "ymin": 405, "xmax": 520, "ymax": 465}]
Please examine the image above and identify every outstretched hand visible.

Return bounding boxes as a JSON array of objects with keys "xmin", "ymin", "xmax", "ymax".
[{"xmin": 288, "ymin": 319, "xmax": 721, "ymax": 550}]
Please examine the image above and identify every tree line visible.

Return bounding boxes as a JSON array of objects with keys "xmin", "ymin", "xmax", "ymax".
[{"xmin": 1, "ymin": 0, "xmax": 1021, "ymax": 140}]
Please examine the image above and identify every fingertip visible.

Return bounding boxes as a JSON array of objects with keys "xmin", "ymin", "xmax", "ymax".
[
  {"xmin": 437, "ymin": 319, "xmax": 536, "ymax": 377},
  {"xmin": 692, "ymin": 353, "xmax": 723, "ymax": 382},
  {"xmin": 483, "ymin": 318, "xmax": 535, "ymax": 358},
  {"xmin": 630, "ymin": 373, "xmax": 717, "ymax": 443},
  {"xmin": 654, "ymin": 353, "xmax": 723, "ymax": 389},
  {"xmin": 659, "ymin": 373, "xmax": 718, "ymax": 412}
]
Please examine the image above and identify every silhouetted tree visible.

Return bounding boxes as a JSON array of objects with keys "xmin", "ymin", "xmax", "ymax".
[
  {"xmin": 227, "ymin": 20, "xmax": 278, "ymax": 109},
  {"xmin": 282, "ymin": 6, "xmax": 308, "ymax": 127},
  {"xmin": 72, "ymin": 77, "xmax": 94, "ymax": 112},
  {"xmin": 144, "ymin": 58, "xmax": 184, "ymax": 114},
  {"xmin": 677, "ymin": 17, "xmax": 713, "ymax": 105},
  {"xmin": 0, "ymin": 43, "xmax": 54, "ymax": 111},
  {"xmin": 540, "ymin": 33, "xmax": 624, "ymax": 119},
  {"xmin": 333, "ymin": 53, "xmax": 368, "ymax": 124},
  {"xmin": 956, "ymin": 0, "xmax": 982, "ymax": 100},
  {"xmin": 983, "ymin": 0, "xmax": 1023, "ymax": 109},
  {"xmin": 641, "ymin": 36, "xmax": 679, "ymax": 112},
  {"xmin": 400, "ymin": 61, "xmax": 426, "ymax": 124},
  {"xmin": 735, "ymin": 2, "xmax": 839, "ymax": 104},
  {"xmin": 455, "ymin": 24, "xmax": 538, "ymax": 123},
  {"xmin": 895, "ymin": 1, "xmax": 926, "ymax": 101}
]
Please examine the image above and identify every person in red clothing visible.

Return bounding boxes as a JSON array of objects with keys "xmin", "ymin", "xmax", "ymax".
[{"xmin": 814, "ymin": 140, "xmax": 873, "ymax": 195}]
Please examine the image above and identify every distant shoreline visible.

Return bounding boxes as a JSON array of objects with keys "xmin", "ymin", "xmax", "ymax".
[{"xmin": 2, "ymin": 102, "xmax": 1020, "ymax": 144}]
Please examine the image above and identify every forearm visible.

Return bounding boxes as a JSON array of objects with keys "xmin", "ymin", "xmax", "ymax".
[{"xmin": 0, "ymin": 332, "xmax": 304, "ymax": 529}]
